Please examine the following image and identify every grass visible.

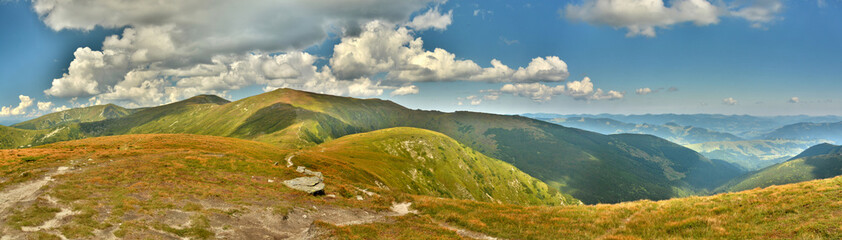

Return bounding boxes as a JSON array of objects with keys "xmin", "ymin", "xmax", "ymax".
[
  {"xmin": 405, "ymin": 176, "xmax": 842, "ymax": 239},
  {"xmin": 6, "ymin": 198, "xmax": 61, "ymax": 229},
  {"xmin": 2, "ymin": 133, "xmax": 841, "ymax": 239}
]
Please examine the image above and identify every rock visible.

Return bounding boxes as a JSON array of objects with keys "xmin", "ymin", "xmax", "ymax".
[
  {"xmin": 295, "ymin": 166, "xmax": 323, "ymax": 179},
  {"xmin": 283, "ymin": 176, "xmax": 325, "ymax": 195}
]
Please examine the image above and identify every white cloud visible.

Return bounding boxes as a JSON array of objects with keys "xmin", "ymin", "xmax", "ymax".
[
  {"xmin": 37, "ymin": 1, "xmax": 572, "ymax": 107},
  {"xmin": 0, "ymin": 95, "xmax": 34, "ymax": 116},
  {"xmin": 52, "ymin": 105, "xmax": 70, "ymax": 112},
  {"xmin": 730, "ymin": 0, "xmax": 783, "ymax": 28},
  {"xmin": 330, "ymin": 21, "xmax": 570, "ymax": 83},
  {"xmin": 564, "ymin": 0, "xmax": 783, "ymax": 37},
  {"xmin": 407, "ymin": 7, "xmax": 453, "ymax": 31},
  {"xmin": 500, "ymin": 83, "xmax": 566, "ymax": 102},
  {"xmin": 565, "ymin": 76, "xmax": 595, "ymax": 99},
  {"xmin": 496, "ymin": 76, "xmax": 623, "ymax": 102},
  {"xmin": 722, "ymin": 97, "xmax": 738, "ymax": 105},
  {"xmin": 789, "ymin": 97, "xmax": 799, "ymax": 103},
  {"xmin": 36, "ymin": 0, "xmax": 436, "ymax": 106},
  {"xmin": 391, "ymin": 85, "xmax": 420, "ymax": 96},
  {"xmin": 37, "ymin": 101, "xmax": 54, "ymax": 111},
  {"xmin": 635, "ymin": 87, "xmax": 653, "ymax": 95}
]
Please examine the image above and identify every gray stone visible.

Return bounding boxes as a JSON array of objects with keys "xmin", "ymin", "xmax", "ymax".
[{"xmin": 283, "ymin": 176, "xmax": 325, "ymax": 195}]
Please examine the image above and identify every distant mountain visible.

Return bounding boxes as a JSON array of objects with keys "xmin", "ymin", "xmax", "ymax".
[
  {"xmin": 544, "ymin": 117, "xmax": 742, "ymax": 145},
  {"xmin": 719, "ymin": 143, "xmax": 842, "ymax": 192},
  {"xmin": 12, "ymin": 104, "xmax": 136, "ymax": 130},
  {"xmin": 3, "ymin": 89, "xmax": 744, "ymax": 204},
  {"xmin": 524, "ymin": 113, "xmax": 842, "ymax": 138},
  {"xmin": 685, "ymin": 140, "xmax": 829, "ymax": 171},
  {"xmin": 762, "ymin": 121, "xmax": 842, "ymax": 143}
]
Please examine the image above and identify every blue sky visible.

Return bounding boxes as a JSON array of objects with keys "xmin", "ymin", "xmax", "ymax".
[{"xmin": 1, "ymin": 0, "xmax": 841, "ymax": 124}]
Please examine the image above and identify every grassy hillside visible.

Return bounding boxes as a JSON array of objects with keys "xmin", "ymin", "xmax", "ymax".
[
  {"xmin": 789, "ymin": 143, "xmax": 842, "ymax": 160},
  {"xmin": 546, "ymin": 117, "xmax": 743, "ymax": 145},
  {"xmin": 685, "ymin": 139, "xmax": 827, "ymax": 170},
  {"xmin": 296, "ymin": 127, "xmax": 578, "ymax": 206},
  {"xmin": 0, "ymin": 134, "xmax": 569, "ymax": 239},
  {"xmin": 720, "ymin": 152, "xmax": 842, "ymax": 192},
  {"xmin": 12, "ymin": 104, "xmax": 135, "ymax": 130},
  {"xmin": 383, "ymin": 175, "xmax": 842, "ymax": 239},
  {"xmin": 5, "ymin": 89, "xmax": 743, "ymax": 204}
]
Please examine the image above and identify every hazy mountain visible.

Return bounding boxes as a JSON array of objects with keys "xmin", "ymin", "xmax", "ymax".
[
  {"xmin": 685, "ymin": 140, "xmax": 829, "ymax": 171},
  {"xmin": 719, "ymin": 143, "xmax": 842, "ymax": 192},
  {"xmin": 524, "ymin": 113, "xmax": 842, "ymax": 138},
  {"xmin": 3, "ymin": 89, "xmax": 744, "ymax": 204},
  {"xmin": 543, "ymin": 117, "xmax": 742, "ymax": 145},
  {"xmin": 762, "ymin": 121, "xmax": 842, "ymax": 143}
]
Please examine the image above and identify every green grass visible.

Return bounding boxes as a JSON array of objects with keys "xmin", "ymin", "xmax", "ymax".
[
  {"xmin": 6, "ymin": 198, "xmax": 60, "ymax": 229},
  {"xmin": 720, "ymin": 153, "xmax": 842, "ymax": 192},
  {"xmin": 298, "ymin": 127, "xmax": 579, "ymax": 206}
]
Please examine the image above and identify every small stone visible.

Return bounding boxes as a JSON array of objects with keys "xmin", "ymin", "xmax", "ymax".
[
  {"xmin": 268, "ymin": 179, "xmax": 274, "ymax": 183},
  {"xmin": 356, "ymin": 195, "xmax": 364, "ymax": 201}
]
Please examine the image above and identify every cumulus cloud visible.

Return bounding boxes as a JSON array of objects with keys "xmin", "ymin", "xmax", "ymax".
[
  {"xmin": 330, "ymin": 21, "xmax": 570, "ymax": 83},
  {"xmin": 406, "ymin": 7, "xmax": 453, "ymax": 31},
  {"xmin": 635, "ymin": 87, "xmax": 653, "ymax": 95},
  {"xmin": 500, "ymin": 83, "xmax": 566, "ymax": 102},
  {"xmin": 36, "ymin": 0, "xmax": 438, "ymax": 107},
  {"xmin": 0, "ymin": 95, "xmax": 34, "ymax": 116},
  {"xmin": 391, "ymin": 85, "xmax": 420, "ymax": 96},
  {"xmin": 564, "ymin": 0, "xmax": 783, "ymax": 37},
  {"xmin": 789, "ymin": 97, "xmax": 799, "ymax": 103},
  {"xmin": 493, "ymin": 77, "xmax": 623, "ymax": 102},
  {"xmin": 722, "ymin": 97, "xmax": 738, "ymax": 105},
  {"xmin": 37, "ymin": 101, "xmax": 53, "ymax": 111},
  {"xmin": 36, "ymin": 1, "xmax": 576, "ymax": 108}
]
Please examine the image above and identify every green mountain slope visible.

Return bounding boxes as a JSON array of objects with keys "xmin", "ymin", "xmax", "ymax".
[
  {"xmin": 296, "ymin": 127, "xmax": 578, "ymax": 206},
  {"xmin": 685, "ymin": 139, "xmax": 827, "ymax": 171},
  {"xmin": 12, "ymin": 104, "xmax": 135, "ymax": 130},
  {"xmin": 7, "ymin": 88, "xmax": 743, "ymax": 203},
  {"xmin": 545, "ymin": 117, "xmax": 743, "ymax": 145},
  {"xmin": 789, "ymin": 143, "xmax": 842, "ymax": 160},
  {"xmin": 720, "ymin": 143, "xmax": 842, "ymax": 192}
]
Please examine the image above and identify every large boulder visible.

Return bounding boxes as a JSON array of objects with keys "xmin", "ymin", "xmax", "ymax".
[{"xmin": 283, "ymin": 176, "xmax": 325, "ymax": 195}]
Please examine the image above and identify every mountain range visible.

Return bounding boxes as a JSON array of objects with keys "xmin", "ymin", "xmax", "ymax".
[
  {"xmin": 1, "ymin": 88, "xmax": 746, "ymax": 204},
  {"xmin": 3, "ymin": 89, "xmax": 842, "ymax": 238}
]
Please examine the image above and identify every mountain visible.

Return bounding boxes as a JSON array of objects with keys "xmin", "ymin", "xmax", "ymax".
[
  {"xmin": 295, "ymin": 127, "xmax": 578, "ymax": 206},
  {"xmin": 2, "ymin": 134, "xmax": 837, "ymax": 239},
  {"xmin": 544, "ymin": 117, "xmax": 742, "ymax": 145},
  {"xmin": 789, "ymin": 143, "xmax": 842, "ymax": 160},
  {"xmin": 684, "ymin": 139, "xmax": 828, "ymax": 171},
  {"xmin": 525, "ymin": 113, "xmax": 842, "ymax": 138},
  {"xmin": 12, "ymin": 104, "xmax": 135, "ymax": 130},
  {"xmin": 719, "ymin": 143, "xmax": 842, "ymax": 192},
  {"xmin": 5, "ymin": 89, "xmax": 743, "ymax": 204},
  {"xmin": 763, "ymin": 121, "xmax": 842, "ymax": 143}
]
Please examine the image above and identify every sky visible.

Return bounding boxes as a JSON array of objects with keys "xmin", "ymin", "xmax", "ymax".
[{"xmin": 1, "ymin": 0, "xmax": 841, "ymax": 124}]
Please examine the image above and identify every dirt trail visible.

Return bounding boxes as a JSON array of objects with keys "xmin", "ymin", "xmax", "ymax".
[{"xmin": 0, "ymin": 167, "xmax": 69, "ymax": 214}]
